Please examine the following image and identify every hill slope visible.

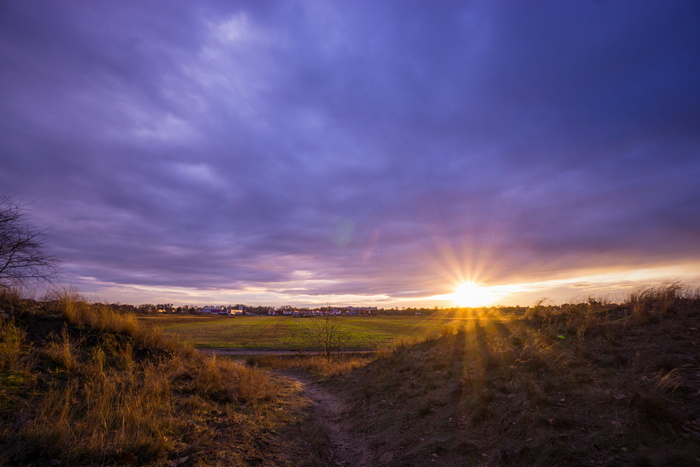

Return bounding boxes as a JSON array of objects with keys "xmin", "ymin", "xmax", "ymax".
[
  {"xmin": 336, "ymin": 294, "xmax": 700, "ymax": 466},
  {"xmin": 0, "ymin": 290, "xmax": 317, "ymax": 466}
]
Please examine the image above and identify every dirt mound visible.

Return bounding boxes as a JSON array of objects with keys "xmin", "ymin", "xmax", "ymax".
[{"xmin": 336, "ymin": 305, "xmax": 700, "ymax": 466}]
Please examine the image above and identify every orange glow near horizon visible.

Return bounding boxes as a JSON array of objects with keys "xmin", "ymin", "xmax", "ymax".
[
  {"xmin": 451, "ymin": 281, "xmax": 500, "ymax": 307},
  {"xmin": 422, "ymin": 215, "xmax": 514, "ymax": 308}
]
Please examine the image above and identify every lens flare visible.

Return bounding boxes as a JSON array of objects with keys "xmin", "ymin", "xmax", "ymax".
[{"xmin": 452, "ymin": 281, "xmax": 499, "ymax": 307}]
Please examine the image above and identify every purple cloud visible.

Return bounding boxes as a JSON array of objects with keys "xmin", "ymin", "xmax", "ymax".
[{"xmin": 1, "ymin": 1, "xmax": 699, "ymax": 305}]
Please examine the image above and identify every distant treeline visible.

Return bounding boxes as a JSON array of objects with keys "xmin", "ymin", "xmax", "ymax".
[{"xmin": 102, "ymin": 302, "xmax": 529, "ymax": 316}]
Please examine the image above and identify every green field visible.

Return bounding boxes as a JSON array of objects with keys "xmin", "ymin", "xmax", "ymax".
[{"xmin": 138, "ymin": 314, "xmax": 481, "ymax": 349}]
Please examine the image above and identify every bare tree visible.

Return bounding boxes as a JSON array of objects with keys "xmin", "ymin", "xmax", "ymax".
[
  {"xmin": 0, "ymin": 197, "xmax": 57, "ymax": 287},
  {"xmin": 309, "ymin": 314, "xmax": 350, "ymax": 362}
]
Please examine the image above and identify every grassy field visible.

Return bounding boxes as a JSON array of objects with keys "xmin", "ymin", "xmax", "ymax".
[{"xmin": 137, "ymin": 313, "xmax": 487, "ymax": 349}]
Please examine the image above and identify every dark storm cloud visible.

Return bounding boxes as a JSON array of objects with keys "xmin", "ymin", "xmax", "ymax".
[{"xmin": 1, "ymin": 1, "xmax": 699, "ymax": 303}]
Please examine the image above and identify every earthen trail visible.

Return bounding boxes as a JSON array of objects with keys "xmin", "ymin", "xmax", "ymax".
[{"xmin": 276, "ymin": 370, "xmax": 373, "ymax": 467}]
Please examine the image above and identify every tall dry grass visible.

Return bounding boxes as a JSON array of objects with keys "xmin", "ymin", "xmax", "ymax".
[
  {"xmin": 17, "ymin": 364, "xmax": 176, "ymax": 461},
  {"xmin": 45, "ymin": 287, "xmax": 182, "ymax": 352},
  {"xmin": 48, "ymin": 287, "xmax": 138, "ymax": 333},
  {"xmin": 42, "ymin": 327, "xmax": 80, "ymax": 371},
  {"xmin": 625, "ymin": 283, "xmax": 687, "ymax": 324},
  {"xmin": 1, "ymin": 289, "xmax": 281, "ymax": 465}
]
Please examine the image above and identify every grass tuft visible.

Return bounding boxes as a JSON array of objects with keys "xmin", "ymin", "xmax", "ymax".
[
  {"xmin": 0, "ymin": 317, "xmax": 24, "ymax": 370},
  {"xmin": 626, "ymin": 283, "xmax": 683, "ymax": 323}
]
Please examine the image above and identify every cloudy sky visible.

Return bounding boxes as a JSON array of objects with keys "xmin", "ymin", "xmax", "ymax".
[{"xmin": 1, "ymin": 1, "xmax": 699, "ymax": 307}]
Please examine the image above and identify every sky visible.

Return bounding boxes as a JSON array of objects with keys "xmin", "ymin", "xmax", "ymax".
[{"xmin": 1, "ymin": 1, "xmax": 699, "ymax": 308}]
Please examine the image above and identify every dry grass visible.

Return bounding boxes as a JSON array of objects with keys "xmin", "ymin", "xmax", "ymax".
[
  {"xmin": 46, "ymin": 287, "xmax": 173, "ymax": 350},
  {"xmin": 0, "ymin": 290, "xmax": 318, "ymax": 466},
  {"xmin": 626, "ymin": 283, "xmax": 683, "ymax": 324},
  {"xmin": 331, "ymin": 284, "xmax": 700, "ymax": 466},
  {"xmin": 3, "ymin": 284, "xmax": 699, "ymax": 465},
  {"xmin": 0, "ymin": 317, "xmax": 24, "ymax": 370},
  {"xmin": 42, "ymin": 327, "xmax": 81, "ymax": 372},
  {"xmin": 18, "ymin": 364, "xmax": 176, "ymax": 461}
]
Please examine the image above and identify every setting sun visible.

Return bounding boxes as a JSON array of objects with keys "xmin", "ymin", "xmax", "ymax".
[{"xmin": 452, "ymin": 281, "xmax": 499, "ymax": 307}]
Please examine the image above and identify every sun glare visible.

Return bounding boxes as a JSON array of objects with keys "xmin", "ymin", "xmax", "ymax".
[{"xmin": 452, "ymin": 281, "xmax": 498, "ymax": 307}]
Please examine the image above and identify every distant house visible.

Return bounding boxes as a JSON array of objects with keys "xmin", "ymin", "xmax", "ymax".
[{"xmin": 355, "ymin": 306, "xmax": 377, "ymax": 315}]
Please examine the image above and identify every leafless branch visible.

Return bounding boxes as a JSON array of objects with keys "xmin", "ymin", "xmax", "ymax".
[{"xmin": 0, "ymin": 196, "xmax": 58, "ymax": 287}]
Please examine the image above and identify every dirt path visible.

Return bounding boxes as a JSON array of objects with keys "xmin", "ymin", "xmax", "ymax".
[{"xmin": 276, "ymin": 370, "xmax": 373, "ymax": 467}]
